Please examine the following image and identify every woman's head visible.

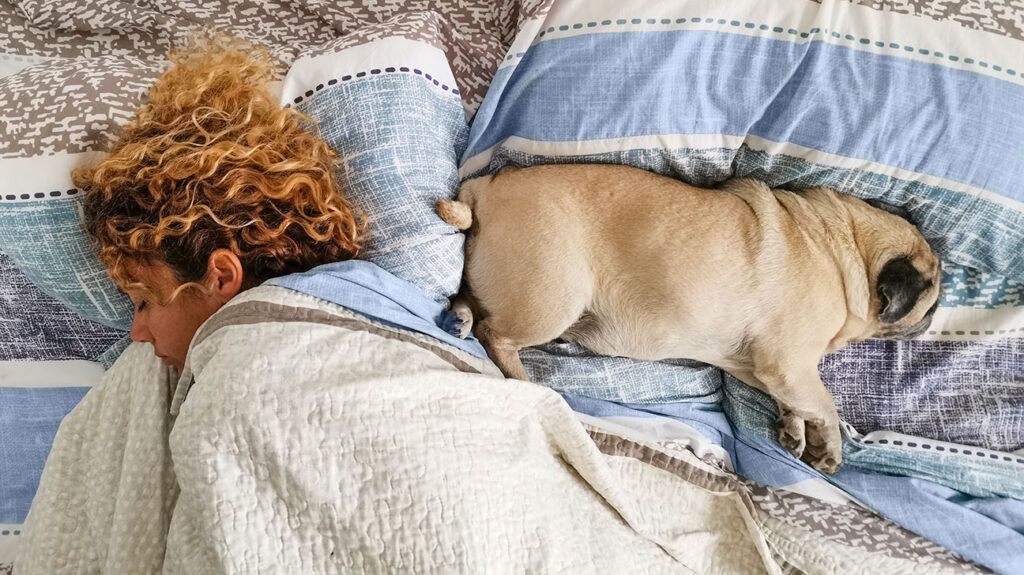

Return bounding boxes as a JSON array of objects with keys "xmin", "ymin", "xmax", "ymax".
[{"xmin": 75, "ymin": 38, "xmax": 365, "ymax": 370}]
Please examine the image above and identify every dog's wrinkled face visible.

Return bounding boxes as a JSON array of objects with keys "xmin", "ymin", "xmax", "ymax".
[
  {"xmin": 873, "ymin": 253, "xmax": 942, "ymax": 339},
  {"xmin": 850, "ymin": 198, "xmax": 943, "ymax": 341}
]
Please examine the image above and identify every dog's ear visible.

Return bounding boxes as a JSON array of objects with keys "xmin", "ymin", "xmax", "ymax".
[
  {"xmin": 865, "ymin": 198, "xmax": 913, "ymax": 222},
  {"xmin": 877, "ymin": 256, "xmax": 929, "ymax": 323}
]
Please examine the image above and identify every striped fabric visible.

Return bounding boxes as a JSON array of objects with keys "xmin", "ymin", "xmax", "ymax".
[
  {"xmin": 2, "ymin": 0, "xmax": 1021, "ymax": 570},
  {"xmin": 463, "ymin": 0, "xmax": 1024, "ymax": 453},
  {"xmin": 463, "ymin": 1, "xmax": 1024, "ymax": 571},
  {"xmin": 284, "ymin": 38, "xmax": 471, "ymax": 304},
  {"xmin": 0, "ymin": 253, "xmax": 123, "ymax": 362}
]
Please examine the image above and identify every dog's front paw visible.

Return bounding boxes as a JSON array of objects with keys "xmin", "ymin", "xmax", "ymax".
[
  {"xmin": 777, "ymin": 410, "xmax": 806, "ymax": 459},
  {"xmin": 805, "ymin": 419, "xmax": 843, "ymax": 474},
  {"xmin": 808, "ymin": 452, "xmax": 842, "ymax": 474}
]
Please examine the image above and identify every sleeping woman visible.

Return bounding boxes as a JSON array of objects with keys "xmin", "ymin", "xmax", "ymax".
[
  {"xmin": 17, "ymin": 40, "xmax": 767, "ymax": 574},
  {"xmin": 75, "ymin": 40, "xmax": 367, "ymax": 375}
]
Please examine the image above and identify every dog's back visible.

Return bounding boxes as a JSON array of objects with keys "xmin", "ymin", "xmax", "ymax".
[{"xmin": 443, "ymin": 164, "xmax": 821, "ymax": 372}]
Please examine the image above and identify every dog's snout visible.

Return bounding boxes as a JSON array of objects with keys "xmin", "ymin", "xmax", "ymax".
[{"xmin": 899, "ymin": 311, "xmax": 935, "ymax": 340}]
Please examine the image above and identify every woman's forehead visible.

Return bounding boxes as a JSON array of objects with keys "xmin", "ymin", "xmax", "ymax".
[{"xmin": 120, "ymin": 259, "xmax": 180, "ymax": 295}]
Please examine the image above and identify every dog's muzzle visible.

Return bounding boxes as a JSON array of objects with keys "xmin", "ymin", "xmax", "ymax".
[{"xmin": 885, "ymin": 305, "xmax": 938, "ymax": 340}]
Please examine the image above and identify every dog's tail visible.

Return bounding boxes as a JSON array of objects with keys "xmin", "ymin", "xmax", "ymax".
[
  {"xmin": 436, "ymin": 174, "xmax": 493, "ymax": 230},
  {"xmin": 436, "ymin": 199, "xmax": 472, "ymax": 230}
]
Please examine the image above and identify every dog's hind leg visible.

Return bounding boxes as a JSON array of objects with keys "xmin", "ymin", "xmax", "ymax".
[
  {"xmin": 474, "ymin": 284, "xmax": 590, "ymax": 381},
  {"xmin": 475, "ymin": 319, "xmax": 531, "ymax": 381},
  {"xmin": 456, "ymin": 169, "xmax": 591, "ymax": 381}
]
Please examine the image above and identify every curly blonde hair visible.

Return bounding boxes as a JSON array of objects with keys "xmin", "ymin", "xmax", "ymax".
[{"xmin": 75, "ymin": 38, "xmax": 365, "ymax": 304}]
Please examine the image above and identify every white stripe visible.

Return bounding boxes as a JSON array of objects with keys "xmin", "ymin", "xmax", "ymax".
[
  {"xmin": 508, "ymin": 0, "xmax": 1024, "ymax": 83},
  {"xmin": 743, "ymin": 135, "xmax": 1024, "ymax": 213},
  {"xmin": 0, "ymin": 360, "xmax": 103, "ymax": 388},
  {"xmin": 918, "ymin": 306, "xmax": 1024, "ymax": 342},
  {"xmin": 281, "ymin": 37, "xmax": 459, "ymax": 109},
  {"xmin": 0, "ymin": 151, "xmax": 105, "ymax": 201},
  {"xmin": 858, "ymin": 430, "xmax": 1024, "ymax": 463},
  {"xmin": 502, "ymin": 0, "xmax": 811, "ymax": 72},
  {"xmin": 460, "ymin": 133, "xmax": 1024, "ymax": 213},
  {"xmin": 497, "ymin": 14, "xmax": 552, "ymax": 67},
  {"xmin": 781, "ymin": 478, "xmax": 860, "ymax": 506}
]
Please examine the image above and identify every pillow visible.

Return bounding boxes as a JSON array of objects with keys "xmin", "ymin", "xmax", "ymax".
[
  {"xmin": 283, "ymin": 36, "xmax": 470, "ymax": 303},
  {"xmin": 0, "ymin": 56, "xmax": 166, "ymax": 334},
  {"xmin": 461, "ymin": 0, "xmax": 1024, "ymax": 451}
]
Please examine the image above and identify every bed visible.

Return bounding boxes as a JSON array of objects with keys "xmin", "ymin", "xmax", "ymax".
[{"xmin": 1, "ymin": 0, "xmax": 1022, "ymax": 572}]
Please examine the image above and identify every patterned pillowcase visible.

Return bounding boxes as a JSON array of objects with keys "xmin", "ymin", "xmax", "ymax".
[
  {"xmin": 283, "ymin": 37, "xmax": 470, "ymax": 303},
  {"xmin": 0, "ymin": 54, "xmax": 167, "ymax": 360}
]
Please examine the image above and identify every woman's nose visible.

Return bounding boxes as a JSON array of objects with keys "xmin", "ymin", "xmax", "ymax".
[{"xmin": 129, "ymin": 310, "xmax": 153, "ymax": 344}]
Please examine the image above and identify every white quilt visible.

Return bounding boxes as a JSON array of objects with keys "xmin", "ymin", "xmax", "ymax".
[{"xmin": 17, "ymin": 286, "xmax": 777, "ymax": 574}]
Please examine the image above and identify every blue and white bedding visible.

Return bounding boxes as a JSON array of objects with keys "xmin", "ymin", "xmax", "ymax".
[
  {"xmin": 2, "ymin": 0, "xmax": 1023, "ymax": 572},
  {"xmin": 458, "ymin": 0, "xmax": 1024, "ymax": 571}
]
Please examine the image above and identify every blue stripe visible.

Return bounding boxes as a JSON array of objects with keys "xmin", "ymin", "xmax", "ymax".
[
  {"xmin": 0, "ymin": 387, "xmax": 88, "ymax": 523},
  {"xmin": 832, "ymin": 470, "xmax": 1024, "ymax": 574},
  {"xmin": 466, "ymin": 31, "xmax": 1024, "ymax": 201}
]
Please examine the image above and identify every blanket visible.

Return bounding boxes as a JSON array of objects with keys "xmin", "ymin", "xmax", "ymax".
[
  {"xmin": 19, "ymin": 262, "xmax": 990, "ymax": 574},
  {"xmin": 20, "ymin": 266, "xmax": 786, "ymax": 574},
  {"xmin": 0, "ymin": 0, "xmax": 534, "ymax": 565}
]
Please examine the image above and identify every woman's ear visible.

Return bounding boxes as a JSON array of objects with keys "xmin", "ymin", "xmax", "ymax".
[{"xmin": 206, "ymin": 249, "xmax": 245, "ymax": 303}]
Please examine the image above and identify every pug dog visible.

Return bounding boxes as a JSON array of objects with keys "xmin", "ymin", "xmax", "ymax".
[{"xmin": 437, "ymin": 163, "xmax": 942, "ymax": 473}]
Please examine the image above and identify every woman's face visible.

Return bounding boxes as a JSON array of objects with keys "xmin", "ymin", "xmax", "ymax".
[
  {"xmin": 124, "ymin": 252, "xmax": 243, "ymax": 373},
  {"xmin": 125, "ymin": 263, "xmax": 221, "ymax": 372}
]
